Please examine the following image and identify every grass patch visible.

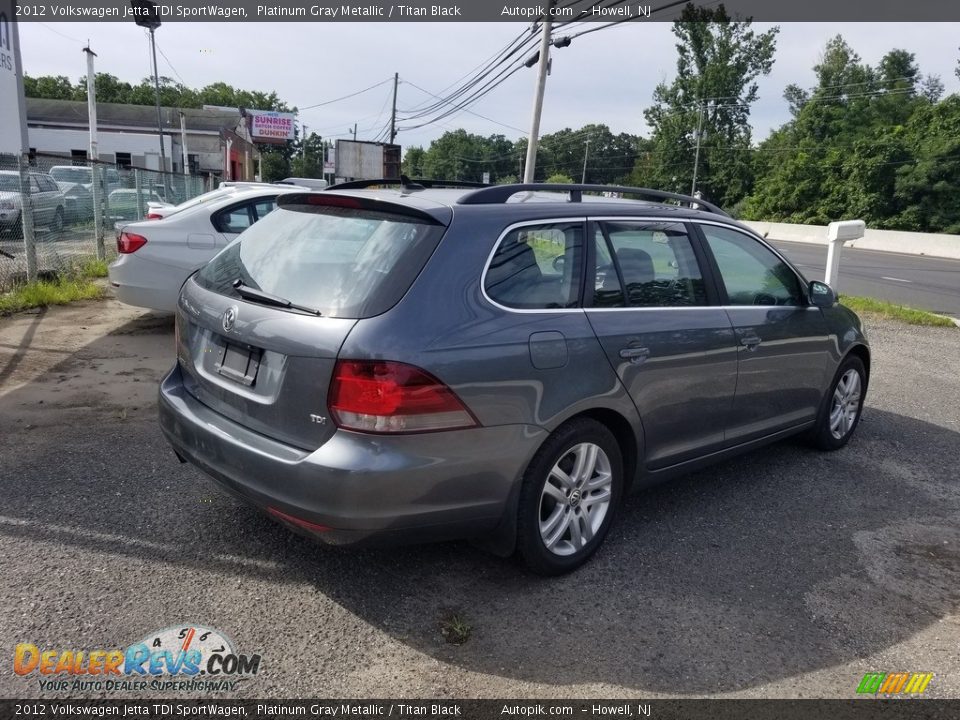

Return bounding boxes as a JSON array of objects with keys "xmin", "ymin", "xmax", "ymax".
[
  {"xmin": 438, "ymin": 611, "xmax": 473, "ymax": 646},
  {"xmin": 73, "ymin": 257, "xmax": 110, "ymax": 279},
  {"xmin": 0, "ymin": 276, "xmax": 105, "ymax": 315},
  {"xmin": 839, "ymin": 295, "xmax": 956, "ymax": 328}
]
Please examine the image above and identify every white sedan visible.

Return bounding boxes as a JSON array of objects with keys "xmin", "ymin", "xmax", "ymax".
[{"xmin": 108, "ymin": 186, "xmax": 307, "ymax": 312}]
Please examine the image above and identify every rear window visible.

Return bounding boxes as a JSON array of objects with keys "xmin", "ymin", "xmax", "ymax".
[{"xmin": 194, "ymin": 204, "xmax": 444, "ymax": 319}]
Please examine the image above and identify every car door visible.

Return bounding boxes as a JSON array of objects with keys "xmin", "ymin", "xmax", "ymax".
[
  {"xmin": 695, "ymin": 222, "xmax": 833, "ymax": 443},
  {"xmin": 28, "ymin": 175, "xmax": 51, "ymax": 226},
  {"xmin": 584, "ymin": 219, "xmax": 738, "ymax": 470}
]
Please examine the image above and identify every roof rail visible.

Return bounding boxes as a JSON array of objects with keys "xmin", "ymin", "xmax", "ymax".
[
  {"xmin": 326, "ymin": 176, "xmax": 490, "ymax": 192},
  {"xmin": 456, "ymin": 183, "xmax": 729, "ymax": 217}
]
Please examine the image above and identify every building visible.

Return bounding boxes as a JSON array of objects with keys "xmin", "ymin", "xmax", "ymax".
[{"xmin": 25, "ymin": 98, "xmax": 261, "ymax": 181}]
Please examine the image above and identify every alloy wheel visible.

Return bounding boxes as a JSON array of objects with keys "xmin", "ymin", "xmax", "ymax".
[
  {"xmin": 829, "ymin": 368, "xmax": 862, "ymax": 440},
  {"xmin": 538, "ymin": 442, "xmax": 613, "ymax": 557}
]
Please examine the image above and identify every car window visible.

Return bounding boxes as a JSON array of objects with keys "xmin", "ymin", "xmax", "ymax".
[
  {"xmin": 701, "ymin": 225, "xmax": 803, "ymax": 306},
  {"xmin": 592, "ymin": 229, "xmax": 625, "ymax": 308},
  {"xmin": 0, "ymin": 175, "xmax": 19, "ymax": 192},
  {"xmin": 215, "ymin": 203, "xmax": 255, "ymax": 234},
  {"xmin": 195, "ymin": 203, "xmax": 444, "ymax": 319},
  {"xmin": 484, "ymin": 222, "xmax": 584, "ymax": 310},
  {"xmin": 29, "ymin": 177, "xmax": 41, "ymax": 193},
  {"xmin": 595, "ymin": 222, "xmax": 707, "ymax": 307},
  {"xmin": 253, "ymin": 199, "xmax": 277, "ymax": 220}
]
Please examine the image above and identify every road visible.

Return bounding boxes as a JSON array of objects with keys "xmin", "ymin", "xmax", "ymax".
[
  {"xmin": 770, "ymin": 240, "xmax": 960, "ymax": 317},
  {"xmin": 1, "ymin": 298, "xmax": 959, "ymax": 700}
]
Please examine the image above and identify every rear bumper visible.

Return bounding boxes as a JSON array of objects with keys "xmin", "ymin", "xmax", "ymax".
[
  {"xmin": 158, "ymin": 364, "xmax": 547, "ymax": 546},
  {"xmin": 108, "ymin": 255, "xmax": 180, "ymax": 312}
]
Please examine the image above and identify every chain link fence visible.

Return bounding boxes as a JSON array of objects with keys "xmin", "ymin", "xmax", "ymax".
[{"xmin": 0, "ymin": 152, "xmax": 211, "ymax": 291}]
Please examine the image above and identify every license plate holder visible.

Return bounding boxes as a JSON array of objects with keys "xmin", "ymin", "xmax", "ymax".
[{"xmin": 215, "ymin": 341, "xmax": 261, "ymax": 386}]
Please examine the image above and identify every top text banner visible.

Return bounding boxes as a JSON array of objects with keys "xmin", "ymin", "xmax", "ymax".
[{"xmin": 10, "ymin": 0, "xmax": 960, "ymax": 22}]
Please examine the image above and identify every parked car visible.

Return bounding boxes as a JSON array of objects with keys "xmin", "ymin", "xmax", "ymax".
[
  {"xmin": 158, "ymin": 181, "xmax": 871, "ymax": 575},
  {"xmin": 48, "ymin": 165, "xmax": 121, "ymax": 221},
  {"xmin": 107, "ymin": 188, "xmax": 166, "ymax": 224},
  {"xmin": 109, "ymin": 186, "xmax": 306, "ymax": 311},
  {"xmin": 144, "ymin": 183, "xmax": 280, "ymax": 221},
  {"xmin": 0, "ymin": 170, "xmax": 66, "ymax": 235}
]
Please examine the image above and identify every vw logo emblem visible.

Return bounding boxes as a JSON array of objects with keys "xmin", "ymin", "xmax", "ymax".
[{"xmin": 222, "ymin": 306, "xmax": 238, "ymax": 332}]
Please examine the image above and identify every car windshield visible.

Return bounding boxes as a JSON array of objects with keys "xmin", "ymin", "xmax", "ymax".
[
  {"xmin": 194, "ymin": 203, "xmax": 444, "ymax": 318},
  {"xmin": 0, "ymin": 175, "xmax": 21, "ymax": 192},
  {"xmin": 50, "ymin": 168, "xmax": 91, "ymax": 184}
]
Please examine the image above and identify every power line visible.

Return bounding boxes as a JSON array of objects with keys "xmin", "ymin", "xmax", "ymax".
[
  {"xmin": 401, "ymin": 79, "xmax": 528, "ymax": 134},
  {"xmin": 298, "ymin": 77, "xmax": 394, "ymax": 111}
]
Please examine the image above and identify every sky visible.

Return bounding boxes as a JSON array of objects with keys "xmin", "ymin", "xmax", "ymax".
[{"xmin": 17, "ymin": 20, "xmax": 960, "ymax": 151}]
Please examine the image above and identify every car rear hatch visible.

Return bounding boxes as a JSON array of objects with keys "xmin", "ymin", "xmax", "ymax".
[{"xmin": 176, "ymin": 191, "xmax": 451, "ymax": 451}]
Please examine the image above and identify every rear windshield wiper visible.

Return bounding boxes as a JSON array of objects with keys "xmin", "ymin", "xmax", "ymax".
[{"xmin": 232, "ymin": 280, "xmax": 322, "ymax": 316}]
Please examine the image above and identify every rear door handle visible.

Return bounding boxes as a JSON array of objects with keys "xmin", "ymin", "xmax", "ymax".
[
  {"xmin": 619, "ymin": 347, "xmax": 651, "ymax": 363},
  {"xmin": 740, "ymin": 334, "xmax": 762, "ymax": 351}
]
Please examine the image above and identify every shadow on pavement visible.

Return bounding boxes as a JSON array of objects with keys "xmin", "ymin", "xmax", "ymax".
[{"xmin": 0, "ymin": 313, "xmax": 958, "ymax": 694}]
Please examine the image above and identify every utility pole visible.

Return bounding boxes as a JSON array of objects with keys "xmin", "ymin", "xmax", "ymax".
[
  {"xmin": 83, "ymin": 44, "xmax": 105, "ymax": 261},
  {"xmin": 691, "ymin": 100, "xmax": 705, "ymax": 196},
  {"xmin": 351, "ymin": 123, "xmax": 357, "ymax": 141},
  {"xmin": 581, "ymin": 137, "xmax": 590, "ymax": 184},
  {"xmin": 180, "ymin": 111, "xmax": 189, "ymax": 176},
  {"xmin": 147, "ymin": 27, "xmax": 167, "ymax": 177},
  {"xmin": 523, "ymin": 5, "xmax": 554, "ymax": 183},
  {"xmin": 389, "ymin": 72, "xmax": 399, "ymax": 144},
  {"xmin": 302, "ymin": 123, "xmax": 308, "ymax": 159}
]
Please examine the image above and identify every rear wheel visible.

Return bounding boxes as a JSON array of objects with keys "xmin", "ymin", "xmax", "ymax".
[
  {"xmin": 809, "ymin": 355, "xmax": 866, "ymax": 450},
  {"xmin": 517, "ymin": 418, "xmax": 623, "ymax": 575}
]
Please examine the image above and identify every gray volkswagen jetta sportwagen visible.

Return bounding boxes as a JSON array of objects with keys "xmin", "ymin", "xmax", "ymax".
[{"xmin": 159, "ymin": 181, "xmax": 869, "ymax": 574}]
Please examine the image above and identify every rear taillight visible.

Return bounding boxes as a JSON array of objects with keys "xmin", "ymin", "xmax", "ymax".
[
  {"xmin": 146, "ymin": 212, "xmax": 163, "ymax": 220},
  {"xmin": 117, "ymin": 232, "xmax": 147, "ymax": 254},
  {"xmin": 329, "ymin": 360, "xmax": 477, "ymax": 434}
]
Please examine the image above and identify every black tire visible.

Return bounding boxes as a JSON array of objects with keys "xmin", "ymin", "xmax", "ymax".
[
  {"xmin": 809, "ymin": 355, "xmax": 867, "ymax": 451},
  {"xmin": 517, "ymin": 418, "xmax": 624, "ymax": 575}
]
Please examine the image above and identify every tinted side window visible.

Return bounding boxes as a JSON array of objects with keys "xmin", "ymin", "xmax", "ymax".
[
  {"xmin": 598, "ymin": 222, "xmax": 707, "ymax": 307},
  {"xmin": 592, "ymin": 229, "xmax": 624, "ymax": 307},
  {"xmin": 215, "ymin": 203, "xmax": 255, "ymax": 234},
  {"xmin": 254, "ymin": 199, "xmax": 277, "ymax": 220},
  {"xmin": 485, "ymin": 223, "xmax": 583, "ymax": 310},
  {"xmin": 701, "ymin": 225, "xmax": 803, "ymax": 306}
]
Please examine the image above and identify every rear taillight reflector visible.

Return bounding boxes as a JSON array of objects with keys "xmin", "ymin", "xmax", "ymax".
[
  {"xmin": 117, "ymin": 232, "xmax": 147, "ymax": 254},
  {"xmin": 146, "ymin": 212, "xmax": 163, "ymax": 220},
  {"xmin": 329, "ymin": 360, "xmax": 477, "ymax": 434},
  {"xmin": 266, "ymin": 507, "xmax": 331, "ymax": 533}
]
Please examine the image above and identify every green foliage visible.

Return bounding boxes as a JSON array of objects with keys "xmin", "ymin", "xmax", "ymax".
[
  {"xmin": 635, "ymin": 6, "xmax": 779, "ymax": 207},
  {"xmin": 545, "ymin": 173, "xmax": 573, "ymax": 184},
  {"xmin": 743, "ymin": 37, "xmax": 960, "ymax": 233},
  {"xmin": 0, "ymin": 277, "xmax": 104, "ymax": 315},
  {"xmin": 839, "ymin": 295, "xmax": 957, "ymax": 327}
]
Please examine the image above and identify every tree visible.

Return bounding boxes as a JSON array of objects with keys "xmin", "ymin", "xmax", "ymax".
[
  {"xmin": 402, "ymin": 146, "xmax": 426, "ymax": 176},
  {"xmin": 743, "ymin": 38, "xmax": 958, "ymax": 232},
  {"xmin": 545, "ymin": 173, "xmax": 573, "ymax": 184},
  {"xmin": 637, "ymin": 5, "xmax": 779, "ymax": 206}
]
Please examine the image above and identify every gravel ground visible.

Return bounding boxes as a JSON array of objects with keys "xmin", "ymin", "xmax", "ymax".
[{"xmin": 0, "ymin": 299, "xmax": 958, "ymax": 700}]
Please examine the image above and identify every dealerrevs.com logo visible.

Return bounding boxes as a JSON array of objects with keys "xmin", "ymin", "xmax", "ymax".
[{"xmin": 14, "ymin": 625, "xmax": 261, "ymax": 693}]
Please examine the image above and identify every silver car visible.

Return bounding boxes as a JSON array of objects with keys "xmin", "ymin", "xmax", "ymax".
[
  {"xmin": 159, "ymin": 181, "xmax": 870, "ymax": 574},
  {"xmin": 0, "ymin": 171, "xmax": 66, "ymax": 235}
]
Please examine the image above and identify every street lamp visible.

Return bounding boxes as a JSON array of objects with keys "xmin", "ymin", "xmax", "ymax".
[{"xmin": 130, "ymin": 0, "xmax": 168, "ymax": 182}]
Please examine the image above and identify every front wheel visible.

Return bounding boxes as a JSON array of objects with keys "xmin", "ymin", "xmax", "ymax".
[
  {"xmin": 517, "ymin": 418, "xmax": 623, "ymax": 575},
  {"xmin": 810, "ymin": 355, "xmax": 867, "ymax": 450}
]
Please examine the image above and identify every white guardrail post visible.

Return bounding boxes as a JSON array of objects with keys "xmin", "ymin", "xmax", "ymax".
[{"xmin": 825, "ymin": 220, "xmax": 866, "ymax": 292}]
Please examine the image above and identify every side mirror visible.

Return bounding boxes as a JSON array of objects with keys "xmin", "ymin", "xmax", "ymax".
[{"xmin": 808, "ymin": 281, "xmax": 836, "ymax": 308}]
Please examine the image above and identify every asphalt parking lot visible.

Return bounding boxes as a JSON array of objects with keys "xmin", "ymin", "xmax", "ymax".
[{"xmin": 1, "ymin": 298, "xmax": 958, "ymax": 699}]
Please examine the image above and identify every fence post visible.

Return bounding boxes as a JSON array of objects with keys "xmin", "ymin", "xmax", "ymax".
[
  {"xmin": 91, "ymin": 163, "xmax": 105, "ymax": 261},
  {"xmin": 17, "ymin": 155, "xmax": 38, "ymax": 282},
  {"xmin": 134, "ymin": 169, "xmax": 144, "ymax": 219},
  {"xmin": 825, "ymin": 220, "xmax": 866, "ymax": 293}
]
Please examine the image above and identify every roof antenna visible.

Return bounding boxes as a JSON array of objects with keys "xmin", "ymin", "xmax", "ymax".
[{"xmin": 400, "ymin": 174, "xmax": 424, "ymax": 194}]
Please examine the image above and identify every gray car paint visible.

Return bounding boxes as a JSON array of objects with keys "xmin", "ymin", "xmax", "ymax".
[{"xmin": 159, "ymin": 187, "xmax": 870, "ymax": 554}]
